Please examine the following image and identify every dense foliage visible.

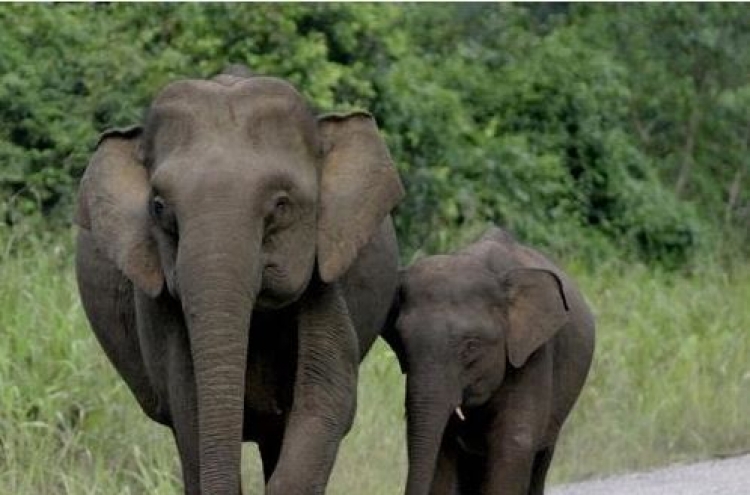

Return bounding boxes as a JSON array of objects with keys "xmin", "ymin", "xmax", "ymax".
[{"xmin": 2, "ymin": 4, "xmax": 749, "ymax": 266}]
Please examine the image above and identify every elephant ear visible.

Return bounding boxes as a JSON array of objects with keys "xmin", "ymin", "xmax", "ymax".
[
  {"xmin": 75, "ymin": 126, "xmax": 164, "ymax": 297},
  {"xmin": 316, "ymin": 111, "xmax": 404, "ymax": 283},
  {"xmin": 502, "ymin": 268, "xmax": 569, "ymax": 368}
]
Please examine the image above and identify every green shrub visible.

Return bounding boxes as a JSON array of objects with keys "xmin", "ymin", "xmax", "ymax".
[{"xmin": 1, "ymin": 3, "xmax": 747, "ymax": 269}]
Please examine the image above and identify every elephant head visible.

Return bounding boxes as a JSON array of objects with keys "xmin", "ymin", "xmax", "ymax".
[
  {"xmin": 387, "ymin": 249, "xmax": 569, "ymax": 495},
  {"xmin": 75, "ymin": 72, "xmax": 403, "ymax": 494}
]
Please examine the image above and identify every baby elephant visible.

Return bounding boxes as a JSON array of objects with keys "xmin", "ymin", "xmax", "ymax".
[{"xmin": 384, "ymin": 227, "xmax": 595, "ymax": 495}]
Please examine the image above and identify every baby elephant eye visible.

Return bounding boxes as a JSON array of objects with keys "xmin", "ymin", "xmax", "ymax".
[
  {"xmin": 151, "ymin": 196, "xmax": 166, "ymax": 218},
  {"xmin": 274, "ymin": 196, "xmax": 290, "ymax": 214},
  {"xmin": 460, "ymin": 338, "xmax": 482, "ymax": 365}
]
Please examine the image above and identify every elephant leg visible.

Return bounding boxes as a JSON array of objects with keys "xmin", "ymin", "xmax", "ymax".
[
  {"xmin": 528, "ymin": 446, "xmax": 556, "ymax": 495},
  {"xmin": 455, "ymin": 449, "xmax": 485, "ymax": 495},
  {"xmin": 130, "ymin": 289, "xmax": 216, "ymax": 495},
  {"xmin": 482, "ymin": 433, "xmax": 535, "ymax": 495},
  {"xmin": 484, "ymin": 352, "xmax": 552, "ymax": 495},
  {"xmin": 430, "ymin": 439, "xmax": 460, "ymax": 495},
  {"xmin": 170, "ymin": 405, "xmax": 200, "ymax": 494},
  {"xmin": 165, "ymin": 329, "xmax": 202, "ymax": 495},
  {"xmin": 172, "ymin": 424, "xmax": 200, "ymax": 495},
  {"xmin": 165, "ymin": 334, "xmax": 246, "ymax": 495},
  {"xmin": 257, "ymin": 423, "xmax": 284, "ymax": 483},
  {"xmin": 266, "ymin": 282, "xmax": 358, "ymax": 495},
  {"xmin": 481, "ymin": 344, "xmax": 553, "ymax": 495}
]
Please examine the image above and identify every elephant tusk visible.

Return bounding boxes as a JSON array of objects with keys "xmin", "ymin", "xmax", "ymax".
[{"xmin": 455, "ymin": 406, "xmax": 466, "ymax": 421}]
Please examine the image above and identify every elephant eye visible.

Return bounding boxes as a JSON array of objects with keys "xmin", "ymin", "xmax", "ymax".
[
  {"xmin": 460, "ymin": 337, "xmax": 482, "ymax": 366},
  {"xmin": 265, "ymin": 193, "xmax": 294, "ymax": 237},
  {"xmin": 151, "ymin": 196, "xmax": 165, "ymax": 218},
  {"xmin": 274, "ymin": 196, "xmax": 290, "ymax": 214},
  {"xmin": 150, "ymin": 195, "xmax": 178, "ymax": 236}
]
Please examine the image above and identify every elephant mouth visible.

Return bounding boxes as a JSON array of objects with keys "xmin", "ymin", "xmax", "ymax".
[
  {"xmin": 256, "ymin": 266, "xmax": 306, "ymax": 311},
  {"xmin": 448, "ymin": 410, "xmax": 489, "ymax": 457},
  {"xmin": 255, "ymin": 290, "xmax": 295, "ymax": 311}
]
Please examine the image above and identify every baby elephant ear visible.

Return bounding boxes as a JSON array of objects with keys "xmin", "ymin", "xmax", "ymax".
[
  {"xmin": 503, "ymin": 268, "xmax": 569, "ymax": 368},
  {"xmin": 75, "ymin": 126, "xmax": 164, "ymax": 297},
  {"xmin": 316, "ymin": 111, "xmax": 405, "ymax": 283}
]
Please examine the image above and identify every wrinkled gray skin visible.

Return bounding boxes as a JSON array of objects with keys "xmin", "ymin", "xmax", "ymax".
[
  {"xmin": 383, "ymin": 227, "xmax": 595, "ymax": 495},
  {"xmin": 74, "ymin": 70, "xmax": 404, "ymax": 495}
]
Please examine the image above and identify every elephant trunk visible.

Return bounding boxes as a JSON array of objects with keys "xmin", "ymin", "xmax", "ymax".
[
  {"xmin": 404, "ymin": 369, "xmax": 458, "ymax": 495},
  {"xmin": 178, "ymin": 221, "xmax": 263, "ymax": 495}
]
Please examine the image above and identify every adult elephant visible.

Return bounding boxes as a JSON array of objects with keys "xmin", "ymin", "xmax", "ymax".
[{"xmin": 74, "ymin": 69, "xmax": 404, "ymax": 495}]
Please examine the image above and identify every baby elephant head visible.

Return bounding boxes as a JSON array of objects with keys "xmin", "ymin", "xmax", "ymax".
[{"xmin": 386, "ymin": 252, "xmax": 569, "ymax": 494}]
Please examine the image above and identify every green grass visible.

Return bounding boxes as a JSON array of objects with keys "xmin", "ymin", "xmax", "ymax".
[
  {"xmin": 551, "ymin": 258, "xmax": 750, "ymax": 482},
  {"xmin": 1, "ymin": 232, "xmax": 748, "ymax": 493}
]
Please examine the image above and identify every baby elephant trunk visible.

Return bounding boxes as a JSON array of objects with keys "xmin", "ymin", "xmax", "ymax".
[{"xmin": 404, "ymin": 368, "xmax": 459, "ymax": 495}]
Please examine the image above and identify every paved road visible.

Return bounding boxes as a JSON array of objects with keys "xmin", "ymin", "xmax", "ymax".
[{"xmin": 550, "ymin": 454, "xmax": 750, "ymax": 495}]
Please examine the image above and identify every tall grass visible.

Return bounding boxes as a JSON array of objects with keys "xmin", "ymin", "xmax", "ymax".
[
  {"xmin": 0, "ymin": 231, "xmax": 748, "ymax": 493},
  {"xmin": 551, "ymin": 258, "xmax": 750, "ymax": 481}
]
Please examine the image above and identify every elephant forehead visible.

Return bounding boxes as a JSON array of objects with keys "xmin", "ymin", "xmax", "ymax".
[
  {"xmin": 397, "ymin": 298, "xmax": 496, "ymax": 346},
  {"xmin": 153, "ymin": 77, "xmax": 307, "ymax": 111},
  {"xmin": 404, "ymin": 258, "xmax": 497, "ymax": 305},
  {"xmin": 149, "ymin": 78, "xmax": 320, "ymax": 156}
]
